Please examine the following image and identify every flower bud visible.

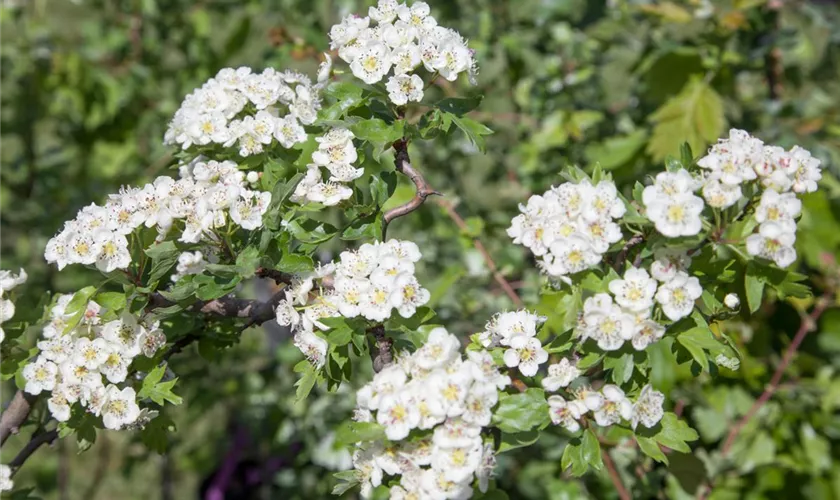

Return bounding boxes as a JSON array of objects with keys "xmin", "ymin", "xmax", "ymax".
[
  {"xmin": 724, "ymin": 293, "xmax": 740, "ymax": 310},
  {"xmin": 246, "ymin": 171, "xmax": 260, "ymax": 184}
]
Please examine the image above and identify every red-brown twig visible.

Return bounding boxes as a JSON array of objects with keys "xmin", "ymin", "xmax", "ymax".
[
  {"xmin": 383, "ymin": 139, "xmax": 441, "ymax": 228},
  {"xmin": 697, "ymin": 292, "xmax": 833, "ymax": 499},
  {"xmin": 437, "ymin": 199, "xmax": 524, "ymax": 308},
  {"xmin": 602, "ymin": 446, "xmax": 632, "ymax": 500}
]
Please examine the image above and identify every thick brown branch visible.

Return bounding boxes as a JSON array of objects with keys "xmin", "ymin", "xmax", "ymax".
[
  {"xmin": 1, "ymin": 391, "xmax": 38, "ymax": 446},
  {"xmin": 383, "ymin": 139, "xmax": 441, "ymax": 227},
  {"xmin": 9, "ymin": 429, "xmax": 58, "ymax": 475}
]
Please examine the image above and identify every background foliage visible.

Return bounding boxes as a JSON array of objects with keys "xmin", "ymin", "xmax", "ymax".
[{"xmin": 1, "ymin": 0, "xmax": 839, "ymax": 498}]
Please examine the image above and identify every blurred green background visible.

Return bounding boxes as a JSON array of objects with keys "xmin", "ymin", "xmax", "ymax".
[{"xmin": 2, "ymin": 0, "xmax": 840, "ymax": 498}]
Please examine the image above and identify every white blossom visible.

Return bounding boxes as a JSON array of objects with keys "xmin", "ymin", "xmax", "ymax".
[{"xmin": 655, "ymin": 271, "xmax": 702, "ymax": 321}]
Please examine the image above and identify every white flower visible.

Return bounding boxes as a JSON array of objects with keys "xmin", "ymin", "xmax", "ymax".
[
  {"xmin": 22, "ymin": 357, "xmax": 58, "ymax": 395},
  {"xmin": 642, "ymin": 169, "xmax": 699, "ymax": 203},
  {"xmin": 413, "ymin": 327, "xmax": 460, "ymax": 371},
  {"xmin": 548, "ymin": 395, "xmax": 582, "ymax": 432},
  {"xmin": 349, "ymin": 42, "xmax": 392, "ymax": 84},
  {"xmin": 386, "ymin": 74, "xmax": 424, "ymax": 105},
  {"xmin": 654, "ymin": 271, "xmax": 702, "ymax": 321},
  {"xmin": 0, "ymin": 268, "xmax": 27, "ymax": 293},
  {"xmin": 72, "ymin": 337, "xmax": 110, "ymax": 370},
  {"xmin": 100, "ymin": 349, "xmax": 130, "ymax": 384},
  {"xmin": 353, "ymin": 446, "xmax": 384, "ymax": 498},
  {"xmin": 389, "ymin": 272, "xmax": 430, "ymax": 318},
  {"xmin": 102, "ymin": 314, "xmax": 143, "ymax": 358},
  {"xmin": 755, "ymin": 190, "xmax": 801, "ymax": 229},
  {"xmin": 702, "ymin": 179, "xmax": 742, "ymax": 209},
  {"xmin": 580, "ymin": 294, "xmax": 636, "ymax": 351},
  {"xmin": 0, "ymin": 464, "xmax": 12, "ymax": 492},
  {"xmin": 460, "ymin": 383, "xmax": 497, "ymax": 427},
  {"xmin": 377, "ymin": 390, "xmax": 421, "ymax": 440},
  {"xmin": 572, "ymin": 386, "xmax": 605, "ymax": 414},
  {"xmin": 645, "ymin": 191, "xmax": 705, "ymax": 238},
  {"xmin": 230, "ymin": 190, "xmax": 271, "ymax": 230},
  {"xmin": 429, "ymin": 368, "xmax": 473, "ymax": 417},
  {"xmin": 697, "ymin": 129, "xmax": 763, "ymax": 186},
  {"xmin": 431, "ymin": 441, "xmax": 482, "ymax": 483},
  {"xmin": 48, "ymin": 388, "xmax": 73, "ymax": 422},
  {"xmin": 594, "ymin": 385, "xmax": 633, "ymax": 426},
  {"xmin": 432, "ymin": 418, "xmax": 481, "ymax": 448},
  {"xmin": 630, "ymin": 319, "xmax": 666, "ymax": 351},
  {"xmin": 369, "ymin": 0, "xmax": 400, "ymax": 24},
  {"xmin": 294, "ymin": 329, "xmax": 328, "ymax": 368},
  {"xmin": 101, "ymin": 385, "xmax": 141, "ymax": 430},
  {"xmin": 785, "ymin": 145, "xmax": 821, "ymax": 194},
  {"xmin": 745, "ymin": 221, "xmax": 797, "ymax": 268},
  {"xmin": 631, "ymin": 385, "xmax": 665, "ymax": 429},
  {"xmin": 502, "ymin": 336, "xmax": 548, "ymax": 377},
  {"xmin": 724, "ymin": 293, "xmax": 740, "ymax": 310},
  {"xmin": 541, "ymin": 358, "xmax": 582, "ymax": 391},
  {"xmin": 650, "ymin": 249, "xmax": 692, "ymax": 282},
  {"xmin": 274, "ymin": 115, "xmax": 307, "ymax": 148},
  {"xmin": 608, "ymin": 267, "xmax": 657, "ymax": 312}
]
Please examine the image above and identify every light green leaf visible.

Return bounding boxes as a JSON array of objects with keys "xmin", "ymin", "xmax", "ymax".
[{"xmin": 647, "ymin": 78, "xmax": 724, "ymax": 162}]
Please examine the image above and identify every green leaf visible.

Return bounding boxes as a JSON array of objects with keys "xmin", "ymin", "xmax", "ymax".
[
  {"xmin": 636, "ymin": 435, "xmax": 669, "ymax": 464},
  {"xmin": 604, "ymin": 352, "xmax": 634, "ymax": 384},
  {"xmin": 491, "ymin": 388, "xmax": 549, "ymax": 433},
  {"xmin": 441, "ymin": 113, "xmax": 493, "ymax": 153},
  {"xmin": 334, "ymin": 421, "xmax": 387, "ymax": 447},
  {"xmin": 650, "ymin": 412, "xmax": 699, "ymax": 453},
  {"xmin": 138, "ymin": 364, "xmax": 183, "ymax": 406},
  {"xmin": 584, "ymin": 130, "xmax": 648, "ymax": 170},
  {"xmin": 63, "ymin": 286, "xmax": 98, "ymax": 333},
  {"xmin": 497, "ymin": 430, "xmax": 540, "ymax": 453},
  {"xmin": 647, "ymin": 78, "xmax": 724, "ymax": 162},
  {"xmin": 331, "ymin": 470, "xmax": 361, "ymax": 495},
  {"xmin": 145, "ymin": 241, "xmax": 179, "ymax": 285},
  {"xmin": 435, "ymin": 96, "xmax": 483, "ymax": 116},
  {"xmin": 295, "ymin": 363, "xmax": 318, "ymax": 402},
  {"xmin": 561, "ymin": 431, "xmax": 603, "ymax": 477},
  {"xmin": 277, "ymin": 253, "xmax": 314, "ymax": 274},
  {"xmin": 234, "ymin": 246, "xmax": 261, "ymax": 278},
  {"xmin": 95, "ymin": 291, "xmax": 126, "ymax": 312},
  {"xmin": 350, "ymin": 118, "xmax": 404, "ymax": 145},
  {"xmin": 320, "ymin": 82, "xmax": 368, "ymax": 121}
]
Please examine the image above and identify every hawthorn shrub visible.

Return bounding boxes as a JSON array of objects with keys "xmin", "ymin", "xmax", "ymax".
[{"xmin": 1, "ymin": 1, "xmax": 839, "ymax": 499}]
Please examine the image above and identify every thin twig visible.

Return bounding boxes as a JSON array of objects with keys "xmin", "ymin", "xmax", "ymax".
[
  {"xmin": 697, "ymin": 292, "xmax": 833, "ymax": 499},
  {"xmin": 437, "ymin": 199, "xmax": 524, "ymax": 308},
  {"xmin": 602, "ymin": 446, "xmax": 632, "ymax": 500},
  {"xmin": 383, "ymin": 139, "xmax": 441, "ymax": 230}
]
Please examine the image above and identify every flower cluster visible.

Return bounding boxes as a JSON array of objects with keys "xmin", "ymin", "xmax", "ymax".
[
  {"xmin": 547, "ymin": 383, "xmax": 665, "ymax": 432},
  {"xmin": 0, "ymin": 268, "xmax": 27, "ymax": 343},
  {"xmin": 507, "ymin": 179, "xmax": 626, "ymax": 280},
  {"xmin": 164, "ymin": 67, "xmax": 324, "ymax": 156},
  {"xmin": 45, "ymin": 158, "xmax": 271, "ymax": 272},
  {"xmin": 698, "ymin": 130, "xmax": 821, "ymax": 267},
  {"xmin": 351, "ymin": 327, "xmax": 508, "ymax": 498},
  {"xmin": 642, "ymin": 169, "xmax": 705, "ymax": 238},
  {"xmin": 22, "ymin": 295, "xmax": 166, "ymax": 429},
  {"xmin": 292, "ymin": 128, "xmax": 362, "ymax": 206},
  {"xmin": 275, "ymin": 240, "xmax": 430, "ymax": 368},
  {"xmin": 328, "ymin": 0, "xmax": 477, "ymax": 106},
  {"xmin": 477, "ymin": 310, "xmax": 548, "ymax": 376},
  {"xmin": 577, "ymin": 257, "xmax": 700, "ymax": 351},
  {"xmin": 0, "ymin": 465, "xmax": 11, "ymax": 492},
  {"xmin": 641, "ymin": 129, "xmax": 820, "ymax": 269}
]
